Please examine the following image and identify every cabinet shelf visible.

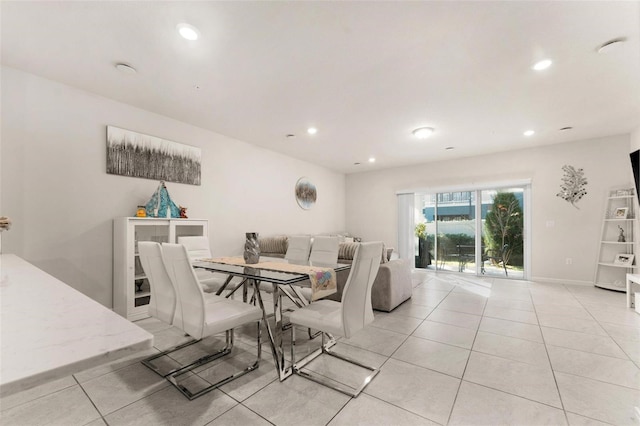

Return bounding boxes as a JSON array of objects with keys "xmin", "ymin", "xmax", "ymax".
[
  {"xmin": 600, "ymin": 241, "xmax": 634, "ymax": 245},
  {"xmin": 608, "ymin": 195, "xmax": 635, "ymax": 200},
  {"xmin": 134, "ymin": 290, "xmax": 151, "ymax": 299},
  {"xmin": 113, "ymin": 217, "xmax": 209, "ymax": 320},
  {"xmin": 594, "ymin": 282, "xmax": 627, "ymax": 292},
  {"xmin": 597, "ymin": 262, "xmax": 638, "ymax": 269}
]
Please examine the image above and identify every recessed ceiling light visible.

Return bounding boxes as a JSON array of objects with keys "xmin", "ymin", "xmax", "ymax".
[
  {"xmin": 177, "ymin": 23, "xmax": 200, "ymax": 41},
  {"xmin": 412, "ymin": 127, "xmax": 435, "ymax": 139},
  {"xmin": 523, "ymin": 130, "xmax": 535, "ymax": 137},
  {"xmin": 368, "ymin": 157, "xmax": 376, "ymax": 163},
  {"xmin": 353, "ymin": 162, "xmax": 361, "ymax": 165},
  {"xmin": 445, "ymin": 146, "xmax": 455, "ymax": 150},
  {"xmin": 597, "ymin": 37, "xmax": 627, "ymax": 54},
  {"xmin": 115, "ymin": 63, "xmax": 137, "ymax": 74},
  {"xmin": 532, "ymin": 59, "xmax": 552, "ymax": 71},
  {"xmin": 307, "ymin": 127, "xmax": 318, "ymax": 135},
  {"xmin": 559, "ymin": 126, "xmax": 573, "ymax": 131},
  {"xmin": 286, "ymin": 134, "xmax": 295, "ymax": 138}
]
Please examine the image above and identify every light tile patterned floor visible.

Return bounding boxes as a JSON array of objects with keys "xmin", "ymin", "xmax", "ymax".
[{"xmin": 2, "ymin": 271, "xmax": 640, "ymax": 425}]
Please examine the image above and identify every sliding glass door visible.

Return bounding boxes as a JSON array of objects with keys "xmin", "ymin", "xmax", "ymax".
[
  {"xmin": 480, "ymin": 188, "xmax": 525, "ymax": 278},
  {"xmin": 413, "ymin": 184, "xmax": 528, "ymax": 279}
]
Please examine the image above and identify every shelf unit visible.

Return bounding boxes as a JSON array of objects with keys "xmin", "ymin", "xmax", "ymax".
[
  {"xmin": 113, "ymin": 217, "xmax": 209, "ymax": 320},
  {"xmin": 594, "ymin": 188, "xmax": 638, "ymax": 292}
]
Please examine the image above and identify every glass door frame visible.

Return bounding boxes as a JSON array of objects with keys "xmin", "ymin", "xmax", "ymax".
[{"xmin": 405, "ymin": 180, "xmax": 531, "ymax": 280}]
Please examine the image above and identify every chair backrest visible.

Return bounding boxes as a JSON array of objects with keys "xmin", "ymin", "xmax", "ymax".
[
  {"xmin": 177, "ymin": 236, "xmax": 212, "ymax": 262},
  {"xmin": 137, "ymin": 242, "xmax": 176, "ymax": 325},
  {"xmin": 309, "ymin": 236, "xmax": 339, "ymax": 265},
  {"xmin": 285, "ymin": 235, "xmax": 312, "ymax": 263},
  {"xmin": 162, "ymin": 243, "xmax": 206, "ymax": 339},
  {"xmin": 340, "ymin": 242, "xmax": 383, "ymax": 338}
]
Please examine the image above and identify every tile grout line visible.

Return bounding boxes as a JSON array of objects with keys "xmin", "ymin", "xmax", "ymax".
[
  {"xmin": 360, "ymin": 274, "xmax": 453, "ymax": 426},
  {"xmin": 444, "ymin": 277, "xmax": 491, "ymax": 425},
  {"xmin": 73, "ymin": 374, "xmax": 107, "ymax": 426},
  {"xmin": 534, "ymin": 283, "xmax": 568, "ymax": 421}
]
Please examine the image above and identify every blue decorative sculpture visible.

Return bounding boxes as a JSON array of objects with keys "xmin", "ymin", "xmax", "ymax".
[{"xmin": 145, "ymin": 181, "xmax": 180, "ymax": 218}]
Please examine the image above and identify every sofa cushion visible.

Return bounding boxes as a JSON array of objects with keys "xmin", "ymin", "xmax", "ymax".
[
  {"xmin": 339, "ymin": 242, "xmax": 390, "ymax": 265},
  {"xmin": 258, "ymin": 236, "xmax": 288, "ymax": 255},
  {"xmin": 338, "ymin": 242, "xmax": 359, "ymax": 261}
]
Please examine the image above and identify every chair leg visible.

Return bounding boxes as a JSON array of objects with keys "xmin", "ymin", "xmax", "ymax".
[
  {"xmin": 291, "ymin": 323, "xmax": 296, "ymax": 367},
  {"xmin": 141, "ymin": 338, "xmax": 201, "ymax": 378},
  {"xmin": 291, "ymin": 330, "xmax": 379, "ymax": 397},
  {"xmin": 167, "ymin": 321, "xmax": 262, "ymax": 400},
  {"xmin": 144, "ymin": 330, "xmax": 236, "ymax": 380},
  {"xmin": 307, "ymin": 328, "xmax": 321, "ymax": 339}
]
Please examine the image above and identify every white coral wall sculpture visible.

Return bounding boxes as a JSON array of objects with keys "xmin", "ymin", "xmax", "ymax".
[{"xmin": 556, "ymin": 165, "xmax": 588, "ymax": 209}]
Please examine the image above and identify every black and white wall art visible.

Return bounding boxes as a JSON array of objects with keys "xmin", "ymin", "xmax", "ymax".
[{"xmin": 107, "ymin": 126, "xmax": 201, "ymax": 185}]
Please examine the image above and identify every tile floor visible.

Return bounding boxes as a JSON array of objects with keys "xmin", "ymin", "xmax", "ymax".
[{"xmin": 2, "ymin": 271, "xmax": 640, "ymax": 426}]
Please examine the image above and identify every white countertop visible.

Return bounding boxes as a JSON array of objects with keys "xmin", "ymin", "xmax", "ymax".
[{"xmin": 0, "ymin": 254, "xmax": 153, "ymax": 396}]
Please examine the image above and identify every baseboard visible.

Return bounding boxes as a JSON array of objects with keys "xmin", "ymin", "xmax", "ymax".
[{"xmin": 530, "ymin": 276, "xmax": 593, "ymax": 286}]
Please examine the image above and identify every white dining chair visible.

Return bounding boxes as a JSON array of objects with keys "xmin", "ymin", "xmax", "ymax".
[
  {"xmin": 291, "ymin": 236, "xmax": 339, "ymax": 305},
  {"xmin": 161, "ymin": 243, "xmax": 263, "ymax": 400},
  {"xmin": 289, "ymin": 241, "xmax": 383, "ymax": 397},
  {"xmin": 178, "ymin": 235, "xmax": 232, "ymax": 294},
  {"xmin": 137, "ymin": 241, "xmax": 201, "ymax": 377},
  {"xmin": 309, "ymin": 236, "xmax": 339, "ymax": 265},
  {"xmin": 285, "ymin": 235, "xmax": 312, "ymax": 263}
]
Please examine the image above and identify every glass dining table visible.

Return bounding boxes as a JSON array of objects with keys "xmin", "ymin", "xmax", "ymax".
[{"xmin": 193, "ymin": 258, "xmax": 350, "ymax": 381}]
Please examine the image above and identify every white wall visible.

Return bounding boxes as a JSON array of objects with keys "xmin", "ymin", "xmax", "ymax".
[
  {"xmin": 631, "ymin": 126, "xmax": 640, "ymax": 151},
  {"xmin": 1, "ymin": 67, "xmax": 346, "ymax": 307},
  {"xmin": 346, "ymin": 134, "xmax": 631, "ymax": 284}
]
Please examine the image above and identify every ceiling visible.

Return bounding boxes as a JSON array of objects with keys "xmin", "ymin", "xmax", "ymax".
[{"xmin": 2, "ymin": 1, "xmax": 639, "ymax": 174}]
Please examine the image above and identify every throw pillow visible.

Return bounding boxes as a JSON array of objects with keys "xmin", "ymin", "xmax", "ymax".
[
  {"xmin": 381, "ymin": 243, "xmax": 388, "ymax": 263},
  {"xmin": 259, "ymin": 236, "xmax": 287, "ymax": 254},
  {"xmin": 338, "ymin": 242, "xmax": 359, "ymax": 260}
]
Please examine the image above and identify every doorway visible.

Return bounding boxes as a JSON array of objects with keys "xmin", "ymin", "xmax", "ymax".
[{"xmin": 413, "ymin": 185, "xmax": 528, "ymax": 279}]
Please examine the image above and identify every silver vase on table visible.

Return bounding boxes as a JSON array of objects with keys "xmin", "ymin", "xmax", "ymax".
[{"xmin": 244, "ymin": 232, "xmax": 260, "ymax": 264}]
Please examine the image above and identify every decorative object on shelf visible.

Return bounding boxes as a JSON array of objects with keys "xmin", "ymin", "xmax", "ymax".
[
  {"xmin": 611, "ymin": 188, "xmax": 635, "ymax": 197},
  {"xmin": 614, "ymin": 207, "xmax": 628, "ymax": 219},
  {"xmin": 613, "ymin": 253, "xmax": 635, "ymax": 266},
  {"xmin": 243, "ymin": 232, "xmax": 260, "ymax": 264},
  {"xmin": 179, "ymin": 206, "xmax": 188, "ymax": 218},
  {"xmin": 618, "ymin": 226, "xmax": 626, "ymax": 242},
  {"xmin": 136, "ymin": 206, "xmax": 147, "ymax": 217},
  {"xmin": 0, "ymin": 216, "xmax": 11, "ymax": 255},
  {"xmin": 556, "ymin": 165, "xmax": 587, "ymax": 209},
  {"xmin": 145, "ymin": 181, "xmax": 181, "ymax": 218},
  {"xmin": 0, "ymin": 216, "xmax": 11, "ymax": 232},
  {"xmin": 107, "ymin": 125, "xmax": 201, "ymax": 185},
  {"xmin": 295, "ymin": 177, "xmax": 317, "ymax": 210}
]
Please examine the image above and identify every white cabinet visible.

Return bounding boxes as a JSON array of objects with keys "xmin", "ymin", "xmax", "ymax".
[
  {"xmin": 594, "ymin": 188, "xmax": 638, "ymax": 292},
  {"xmin": 113, "ymin": 217, "xmax": 209, "ymax": 320}
]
